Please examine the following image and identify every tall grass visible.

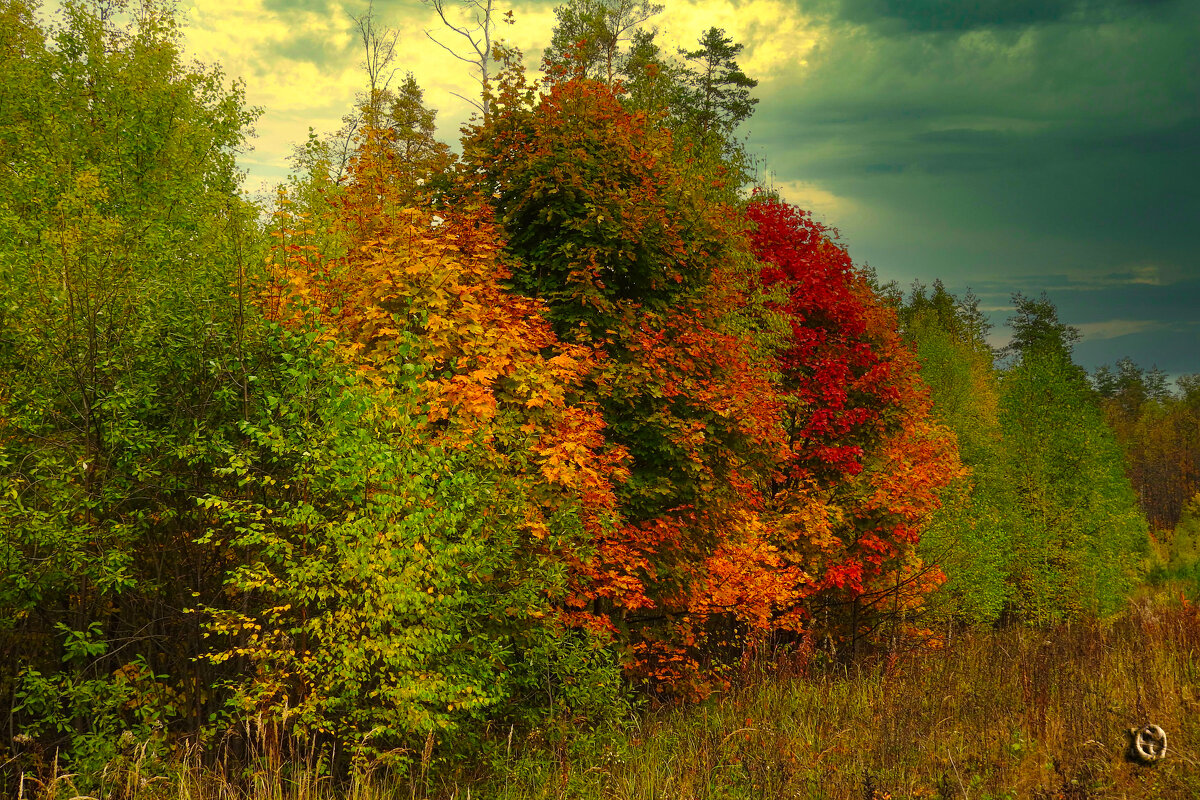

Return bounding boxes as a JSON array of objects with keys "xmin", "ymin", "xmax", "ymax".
[
  {"xmin": 481, "ymin": 593, "xmax": 1200, "ymax": 800},
  {"xmin": 17, "ymin": 592, "xmax": 1200, "ymax": 799}
]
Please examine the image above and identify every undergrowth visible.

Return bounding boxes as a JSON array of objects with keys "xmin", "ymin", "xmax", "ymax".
[{"xmin": 11, "ymin": 591, "xmax": 1200, "ymax": 800}]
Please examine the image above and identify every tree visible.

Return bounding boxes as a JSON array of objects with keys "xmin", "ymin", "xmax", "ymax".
[
  {"xmin": 423, "ymin": 0, "xmax": 507, "ymax": 117},
  {"xmin": 469, "ymin": 73, "xmax": 798, "ymax": 692},
  {"xmin": 745, "ymin": 197, "xmax": 964, "ymax": 654},
  {"xmin": 353, "ymin": 0, "xmax": 399, "ymax": 125},
  {"xmin": 998, "ymin": 296, "xmax": 1147, "ymax": 621},
  {"xmin": 247, "ymin": 87, "xmax": 636, "ymax": 760},
  {"xmin": 678, "ymin": 27, "xmax": 758, "ymax": 135},
  {"xmin": 542, "ymin": 0, "xmax": 662, "ymax": 83},
  {"xmin": 1004, "ymin": 292, "xmax": 1081, "ymax": 363},
  {"xmin": 0, "ymin": 0, "xmax": 259, "ymax": 779},
  {"xmin": 620, "ymin": 29, "xmax": 684, "ymax": 117},
  {"xmin": 1094, "ymin": 359, "xmax": 1200, "ymax": 531},
  {"xmin": 898, "ymin": 283, "xmax": 1013, "ymax": 625}
]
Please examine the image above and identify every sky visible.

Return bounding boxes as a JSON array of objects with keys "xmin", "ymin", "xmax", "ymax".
[{"xmin": 166, "ymin": 0, "xmax": 1198, "ymax": 377}]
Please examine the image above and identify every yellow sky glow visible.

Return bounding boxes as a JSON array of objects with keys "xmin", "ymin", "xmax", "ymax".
[{"xmin": 178, "ymin": 0, "xmax": 824, "ymax": 195}]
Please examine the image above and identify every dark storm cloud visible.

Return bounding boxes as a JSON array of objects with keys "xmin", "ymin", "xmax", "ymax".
[
  {"xmin": 838, "ymin": 0, "xmax": 1076, "ymax": 31},
  {"xmin": 834, "ymin": 0, "xmax": 1180, "ymax": 32},
  {"xmin": 967, "ymin": 275, "xmax": 1200, "ymax": 326},
  {"xmin": 752, "ymin": 0, "xmax": 1198, "ymax": 369}
]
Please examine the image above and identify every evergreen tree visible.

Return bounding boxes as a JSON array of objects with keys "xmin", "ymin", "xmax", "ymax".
[{"xmin": 678, "ymin": 27, "xmax": 758, "ymax": 135}]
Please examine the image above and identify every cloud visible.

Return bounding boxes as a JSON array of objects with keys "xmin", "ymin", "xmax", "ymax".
[
  {"xmin": 834, "ymin": 0, "xmax": 1182, "ymax": 33},
  {"xmin": 769, "ymin": 178, "xmax": 859, "ymax": 223},
  {"xmin": 1073, "ymin": 321, "xmax": 1200, "ymax": 374},
  {"xmin": 744, "ymin": 0, "xmax": 1199, "ymax": 318},
  {"xmin": 644, "ymin": 0, "xmax": 823, "ymax": 79},
  {"xmin": 839, "ymin": 0, "xmax": 1075, "ymax": 32},
  {"xmin": 1075, "ymin": 319, "xmax": 1165, "ymax": 341}
]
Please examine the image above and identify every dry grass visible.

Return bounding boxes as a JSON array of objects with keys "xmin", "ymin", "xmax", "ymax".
[
  {"xmin": 17, "ymin": 592, "xmax": 1200, "ymax": 800},
  {"xmin": 481, "ymin": 593, "xmax": 1200, "ymax": 800}
]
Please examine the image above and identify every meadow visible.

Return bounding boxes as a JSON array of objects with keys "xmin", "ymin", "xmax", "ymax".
[{"xmin": 30, "ymin": 589, "xmax": 1190, "ymax": 800}]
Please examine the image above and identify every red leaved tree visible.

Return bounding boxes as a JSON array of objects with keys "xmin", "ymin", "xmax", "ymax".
[{"xmin": 746, "ymin": 196, "xmax": 965, "ymax": 658}]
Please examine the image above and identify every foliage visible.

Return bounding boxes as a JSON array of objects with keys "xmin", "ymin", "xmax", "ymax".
[
  {"xmin": 542, "ymin": 0, "xmax": 663, "ymax": 83},
  {"xmin": 998, "ymin": 297, "xmax": 1147, "ymax": 622},
  {"xmin": 1094, "ymin": 358, "xmax": 1200, "ymax": 532},
  {"xmin": 243, "ymin": 104, "xmax": 634, "ymax": 764},
  {"xmin": 469, "ymin": 71, "xmax": 793, "ymax": 691},
  {"xmin": 898, "ymin": 282, "xmax": 1011, "ymax": 624},
  {"xmin": 895, "ymin": 286, "xmax": 1150, "ymax": 625},
  {"xmin": 0, "ymin": 0, "xmax": 1169, "ymax": 787},
  {"xmin": 0, "ymin": 0, "xmax": 258, "ymax": 784},
  {"xmin": 1158, "ymin": 493, "xmax": 1200, "ymax": 591},
  {"xmin": 746, "ymin": 198, "xmax": 964, "ymax": 652}
]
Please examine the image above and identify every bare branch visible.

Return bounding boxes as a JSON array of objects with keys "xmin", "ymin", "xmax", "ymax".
[
  {"xmin": 352, "ymin": 0, "xmax": 400, "ymax": 123},
  {"xmin": 423, "ymin": 0, "xmax": 496, "ymax": 118}
]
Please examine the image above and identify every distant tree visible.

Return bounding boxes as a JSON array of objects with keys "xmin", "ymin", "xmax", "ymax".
[
  {"xmin": 1005, "ymin": 292, "xmax": 1081, "ymax": 363},
  {"xmin": 1165, "ymin": 494, "xmax": 1200, "ymax": 582},
  {"xmin": 1094, "ymin": 359, "xmax": 1200, "ymax": 531},
  {"xmin": 1181, "ymin": 374, "xmax": 1200, "ymax": 408}
]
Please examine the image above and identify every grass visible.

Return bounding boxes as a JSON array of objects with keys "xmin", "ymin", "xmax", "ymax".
[
  {"xmin": 18, "ymin": 591, "xmax": 1200, "ymax": 800},
  {"xmin": 474, "ymin": 592, "xmax": 1200, "ymax": 800}
]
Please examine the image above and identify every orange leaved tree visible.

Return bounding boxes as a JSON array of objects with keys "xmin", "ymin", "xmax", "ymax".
[{"xmin": 217, "ymin": 111, "xmax": 635, "ymax": 763}]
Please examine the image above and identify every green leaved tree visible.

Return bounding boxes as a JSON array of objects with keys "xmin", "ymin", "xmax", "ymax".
[
  {"xmin": 997, "ymin": 294, "xmax": 1147, "ymax": 622},
  {"xmin": 0, "ymin": 0, "xmax": 260, "ymax": 782}
]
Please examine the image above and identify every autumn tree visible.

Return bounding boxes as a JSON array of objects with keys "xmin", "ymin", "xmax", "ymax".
[
  {"xmin": 745, "ymin": 198, "xmax": 964, "ymax": 655},
  {"xmin": 243, "ymin": 72, "xmax": 635, "ymax": 761},
  {"xmin": 468, "ymin": 66, "xmax": 794, "ymax": 691},
  {"xmin": 1093, "ymin": 358, "xmax": 1200, "ymax": 532}
]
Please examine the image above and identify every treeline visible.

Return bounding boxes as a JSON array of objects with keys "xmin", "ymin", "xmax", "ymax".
[
  {"xmin": 890, "ymin": 284, "xmax": 1149, "ymax": 625},
  {"xmin": 1093, "ymin": 358, "xmax": 1200, "ymax": 531},
  {"xmin": 0, "ymin": 0, "xmax": 1160, "ymax": 790},
  {"xmin": 1090, "ymin": 358, "xmax": 1200, "ymax": 583}
]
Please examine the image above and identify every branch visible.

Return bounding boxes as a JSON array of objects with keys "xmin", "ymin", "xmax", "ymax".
[{"xmin": 425, "ymin": 30, "xmax": 479, "ymax": 67}]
